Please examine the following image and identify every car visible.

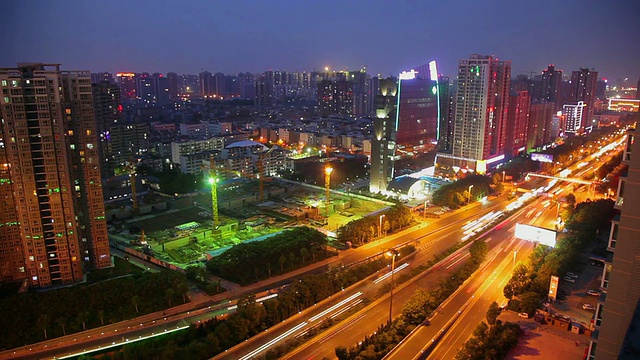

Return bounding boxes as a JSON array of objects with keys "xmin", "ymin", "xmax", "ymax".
[
  {"xmin": 518, "ymin": 312, "xmax": 530, "ymax": 319},
  {"xmin": 583, "ymin": 304, "xmax": 596, "ymax": 311},
  {"xmin": 566, "ymin": 272, "xmax": 579, "ymax": 279},
  {"xmin": 563, "ymin": 276, "xmax": 576, "ymax": 283},
  {"xmin": 587, "ymin": 289, "xmax": 601, "ymax": 296}
]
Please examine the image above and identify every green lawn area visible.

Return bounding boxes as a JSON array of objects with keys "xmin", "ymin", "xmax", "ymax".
[{"xmin": 86, "ymin": 257, "xmax": 144, "ymax": 283}]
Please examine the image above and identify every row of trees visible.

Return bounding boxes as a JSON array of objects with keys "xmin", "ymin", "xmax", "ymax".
[
  {"xmin": 111, "ymin": 251, "xmax": 411, "ymax": 359},
  {"xmin": 504, "ymin": 199, "xmax": 614, "ymax": 313},
  {"xmin": 455, "ymin": 302, "xmax": 522, "ymax": 360},
  {"xmin": 335, "ymin": 240, "xmax": 488, "ymax": 360},
  {"xmin": 206, "ymin": 226, "xmax": 330, "ymax": 285},
  {"xmin": 337, "ymin": 204, "xmax": 413, "ymax": 246},
  {"xmin": 431, "ymin": 175, "xmax": 497, "ymax": 209},
  {"xmin": 1, "ymin": 271, "xmax": 189, "ymax": 349}
]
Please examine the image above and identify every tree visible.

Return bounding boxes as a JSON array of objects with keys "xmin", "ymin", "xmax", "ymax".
[
  {"xmin": 335, "ymin": 346, "xmax": 350, "ymax": 360},
  {"xmin": 383, "ymin": 220, "xmax": 390, "ymax": 235},
  {"xmin": 300, "ymin": 247, "xmax": 310, "ymax": 264},
  {"xmin": 131, "ymin": 295, "xmax": 140, "ymax": 314},
  {"xmin": 56, "ymin": 317, "xmax": 66, "ymax": 336},
  {"xmin": 288, "ymin": 251, "xmax": 297, "ymax": 268},
  {"xmin": 165, "ymin": 288, "xmax": 175, "ymax": 307},
  {"xmin": 36, "ymin": 314, "xmax": 49, "ymax": 340},
  {"xmin": 402, "ymin": 289, "xmax": 430, "ymax": 325},
  {"xmin": 279, "ymin": 254, "xmax": 287, "ymax": 271},
  {"xmin": 98, "ymin": 309, "xmax": 105, "ymax": 326},
  {"xmin": 472, "ymin": 321, "xmax": 489, "ymax": 341},
  {"xmin": 486, "ymin": 302, "xmax": 500, "ymax": 325},
  {"xmin": 77, "ymin": 311, "xmax": 89, "ymax": 331}
]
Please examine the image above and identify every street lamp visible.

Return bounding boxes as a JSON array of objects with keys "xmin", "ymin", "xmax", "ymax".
[
  {"xmin": 386, "ymin": 249, "xmax": 400, "ymax": 324},
  {"xmin": 513, "ymin": 250, "xmax": 517, "ymax": 271},
  {"xmin": 467, "ymin": 185, "xmax": 474, "ymax": 205},
  {"xmin": 502, "ymin": 171, "xmax": 506, "ymax": 183},
  {"xmin": 379, "ymin": 214, "xmax": 386, "ymax": 238}
]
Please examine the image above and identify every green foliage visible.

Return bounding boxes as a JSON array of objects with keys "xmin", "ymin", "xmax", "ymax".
[
  {"xmin": 337, "ymin": 204, "xmax": 413, "ymax": 246},
  {"xmin": 486, "ymin": 301, "xmax": 500, "ymax": 325},
  {"xmin": 116, "ymin": 252, "xmax": 395, "ymax": 359},
  {"xmin": 206, "ymin": 226, "xmax": 330, "ymax": 285},
  {"xmin": 156, "ymin": 167, "xmax": 201, "ymax": 194},
  {"xmin": 431, "ymin": 175, "xmax": 496, "ymax": 209},
  {"xmin": 503, "ymin": 199, "xmax": 615, "ymax": 306},
  {"xmin": 455, "ymin": 320, "xmax": 522, "ymax": 360},
  {"xmin": 339, "ymin": 240, "xmax": 488, "ymax": 359},
  {"xmin": 0, "ymin": 271, "xmax": 189, "ymax": 349}
]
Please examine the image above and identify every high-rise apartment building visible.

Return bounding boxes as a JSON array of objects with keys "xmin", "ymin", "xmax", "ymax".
[
  {"xmin": 91, "ymin": 72, "xmax": 114, "ymax": 84},
  {"xmin": 318, "ymin": 80, "xmax": 354, "ymax": 117},
  {"xmin": 166, "ymin": 72, "xmax": 179, "ymax": 100},
  {"xmin": 588, "ymin": 129, "xmax": 640, "ymax": 359},
  {"xmin": 526, "ymin": 102, "xmax": 555, "ymax": 152},
  {"xmin": 566, "ymin": 68, "xmax": 598, "ymax": 128},
  {"xmin": 541, "ymin": 64, "xmax": 563, "ymax": 109},
  {"xmin": 0, "ymin": 63, "xmax": 111, "ymax": 288},
  {"xmin": 369, "ymin": 78, "xmax": 398, "ymax": 193},
  {"xmin": 92, "ymin": 81, "xmax": 122, "ymax": 178},
  {"xmin": 116, "ymin": 72, "xmax": 137, "ymax": 100},
  {"xmin": 563, "ymin": 101, "xmax": 586, "ymax": 133},
  {"xmin": 505, "ymin": 90, "xmax": 530, "ymax": 158},
  {"xmin": 438, "ymin": 54, "xmax": 511, "ymax": 173}
]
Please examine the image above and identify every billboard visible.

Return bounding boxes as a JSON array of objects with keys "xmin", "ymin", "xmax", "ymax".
[
  {"xmin": 531, "ymin": 153, "xmax": 554, "ymax": 163},
  {"xmin": 515, "ymin": 223, "xmax": 557, "ymax": 247},
  {"xmin": 549, "ymin": 275, "xmax": 559, "ymax": 301}
]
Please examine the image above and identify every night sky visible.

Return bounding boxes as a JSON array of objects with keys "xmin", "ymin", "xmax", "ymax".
[{"xmin": 3, "ymin": 0, "xmax": 639, "ymax": 84}]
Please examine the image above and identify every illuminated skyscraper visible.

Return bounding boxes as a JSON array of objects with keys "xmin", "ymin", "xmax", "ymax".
[
  {"xmin": 505, "ymin": 91, "xmax": 530, "ymax": 158},
  {"xmin": 0, "ymin": 63, "xmax": 111, "ymax": 288},
  {"xmin": 369, "ymin": 78, "xmax": 397, "ymax": 193},
  {"xmin": 394, "ymin": 69, "xmax": 438, "ymax": 151},
  {"xmin": 116, "ymin": 72, "xmax": 137, "ymax": 100},
  {"xmin": 438, "ymin": 54, "xmax": 511, "ymax": 174}
]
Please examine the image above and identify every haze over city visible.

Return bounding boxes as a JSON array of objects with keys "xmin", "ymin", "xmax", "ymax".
[{"xmin": 3, "ymin": 0, "xmax": 640, "ymax": 82}]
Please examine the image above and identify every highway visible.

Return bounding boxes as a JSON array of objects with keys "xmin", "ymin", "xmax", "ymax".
[
  {"xmin": 284, "ymin": 197, "xmax": 545, "ymax": 360},
  {"xmin": 0, "ymin": 193, "xmax": 515, "ymax": 360},
  {"xmin": 385, "ymin": 196, "xmax": 558, "ymax": 360},
  {"xmin": 1, "ymin": 132, "xmax": 623, "ymax": 360},
  {"xmin": 213, "ymin": 197, "xmax": 511, "ymax": 360}
]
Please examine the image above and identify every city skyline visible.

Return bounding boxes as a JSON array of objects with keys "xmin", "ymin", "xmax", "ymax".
[{"xmin": 3, "ymin": 0, "xmax": 640, "ymax": 83}]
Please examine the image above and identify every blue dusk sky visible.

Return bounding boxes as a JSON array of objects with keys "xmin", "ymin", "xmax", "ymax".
[{"xmin": 2, "ymin": 0, "xmax": 639, "ymax": 84}]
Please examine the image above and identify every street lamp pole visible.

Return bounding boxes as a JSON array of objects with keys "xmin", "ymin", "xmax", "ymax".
[
  {"xmin": 467, "ymin": 185, "xmax": 474, "ymax": 205},
  {"xmin": 387, "ymin": 249, "xmax": 399, "ymax": 325},
  {"xmin": 513, "ymin": 250, "xmax": 517, "ymax": 271},
  {"xmin": 502, "ymin": 171, "xmax": 506, "ymax": 183},
  {"xmin": 379, "ymin": 214, "xmax": 385, "ymax": 239}
]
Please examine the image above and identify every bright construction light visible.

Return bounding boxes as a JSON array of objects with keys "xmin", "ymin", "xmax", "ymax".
[
  {"xmin": 208, "ymin": 177, "xmax": 218, "ymax": 184},
  {"xmin": 325, "ymin": 167, "xmax": 333, "ymax": 175}
]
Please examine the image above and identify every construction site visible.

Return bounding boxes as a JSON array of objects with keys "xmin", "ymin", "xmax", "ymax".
[{"xmin": 106, "ymin": 173, "xmax": 389, "ymax": 268}]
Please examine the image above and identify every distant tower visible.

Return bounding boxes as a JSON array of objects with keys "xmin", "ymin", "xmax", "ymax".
[
  {"xmin": 369, "ymin": 77, "xmax": 398, "ymax": 193},
  {"xmin": 541, "ymin": 64, "xmax": 563, "ymax": 109},
  {"xmin": 567, "ymin": 68, "xmax": 598, "ymax": 130},
  {"xmin": 0, "ymin": 63, "xmax": 111, "ymax": 288}
]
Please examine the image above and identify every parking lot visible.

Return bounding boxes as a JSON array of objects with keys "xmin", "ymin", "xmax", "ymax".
[{"xmin": 549, "ymin": 260, "xmax": 603, "ymax": 326}]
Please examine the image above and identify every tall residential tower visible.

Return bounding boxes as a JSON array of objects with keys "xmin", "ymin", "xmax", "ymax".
[{"xmin": 0, "ymin": 63, "xmax": 111, "ymax": 288}]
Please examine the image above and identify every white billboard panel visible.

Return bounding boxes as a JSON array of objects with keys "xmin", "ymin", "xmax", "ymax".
[{"xmin": 515, "ymin": 223, "xmax": 557, "ymax": 247}]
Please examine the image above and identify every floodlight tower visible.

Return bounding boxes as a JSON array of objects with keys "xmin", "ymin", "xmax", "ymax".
[
  {"xmin": 209, "ymin": 154, "xmax": 219, "ymax": 226},
  {"xmin": 325, "ymin": 166, "xmax": 333, "ymax": 216}
]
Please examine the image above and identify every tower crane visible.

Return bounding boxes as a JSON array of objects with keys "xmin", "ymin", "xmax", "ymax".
[{"xmin": 208, "ymin": 154, "xmax": 219, "ymax": 226}]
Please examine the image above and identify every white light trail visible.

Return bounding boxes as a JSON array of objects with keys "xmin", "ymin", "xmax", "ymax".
[
  {"xmin": 308, "ymin": 292, "xmax": 363, "ymax": 322},
  {"xmin": 373, "ymin": 263, "xmax": 409, "ymax": 284},
  {"xmin": 239, "ymin": 321, "xmax": 308, "ymax": 360}
]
